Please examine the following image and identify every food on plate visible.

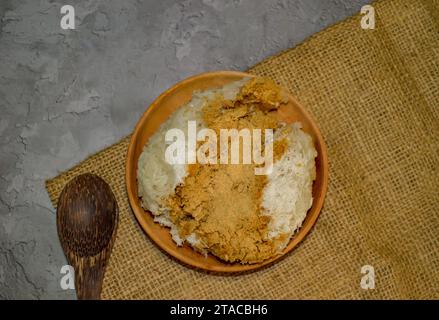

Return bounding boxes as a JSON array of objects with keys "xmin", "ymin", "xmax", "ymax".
[{"xmin": 137, "ymin": 77, "xmax": 317, "ymax": 264}]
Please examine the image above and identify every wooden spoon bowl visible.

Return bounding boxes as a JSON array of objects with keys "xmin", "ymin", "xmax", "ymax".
[
  {"xmin": 57, "ymin": 173, "xmax": 118, "ymax": 299},
  {"xmin": 126, "ymin": 71, "xmax": 328, "ymax": 273}
]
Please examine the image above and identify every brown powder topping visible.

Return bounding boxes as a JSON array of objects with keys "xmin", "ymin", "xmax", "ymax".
[{"xmin": 167, "ymin": 77, "xmax": 289, "ymax": 264}]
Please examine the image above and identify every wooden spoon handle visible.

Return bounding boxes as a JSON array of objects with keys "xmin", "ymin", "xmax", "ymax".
[{"xmin": 74, "ymin": 257, "xmax": 105, "ymax": 300}]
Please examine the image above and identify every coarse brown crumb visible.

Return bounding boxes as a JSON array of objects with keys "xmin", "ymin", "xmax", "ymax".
[{"xmin": 166, "ymin": 77, "xmax": 290, "ymax": 263}]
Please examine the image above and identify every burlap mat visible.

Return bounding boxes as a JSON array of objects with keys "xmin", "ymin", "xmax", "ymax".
[{"xmin": 46, "ymin": 0, "xmax": 439, "ymax": 299}]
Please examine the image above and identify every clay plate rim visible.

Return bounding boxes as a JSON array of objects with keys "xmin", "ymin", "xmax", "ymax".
[{"xmin": 126, "ymin": 70, "xmax": 329, "ymax": 273}]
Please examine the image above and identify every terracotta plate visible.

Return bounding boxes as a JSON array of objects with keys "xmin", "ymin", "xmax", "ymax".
[{"xmin": 126, "ymin": 71, "xmax": 328, "ymax": 273}]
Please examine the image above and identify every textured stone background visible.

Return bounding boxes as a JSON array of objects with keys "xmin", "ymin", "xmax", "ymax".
[{"xmin": 0, "ymin": 0, "xmax": 370, "ymax": 299}]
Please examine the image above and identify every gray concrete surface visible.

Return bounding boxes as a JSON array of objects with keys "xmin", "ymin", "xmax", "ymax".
[{"xmin": 0, "ymin": 0, "xmax": 371, "ymax": 299}]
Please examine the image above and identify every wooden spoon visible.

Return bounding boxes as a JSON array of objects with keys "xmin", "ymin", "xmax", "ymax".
[{"xmin": 56, "ymin": 173, "xmax": 118, "ymax": 300}]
